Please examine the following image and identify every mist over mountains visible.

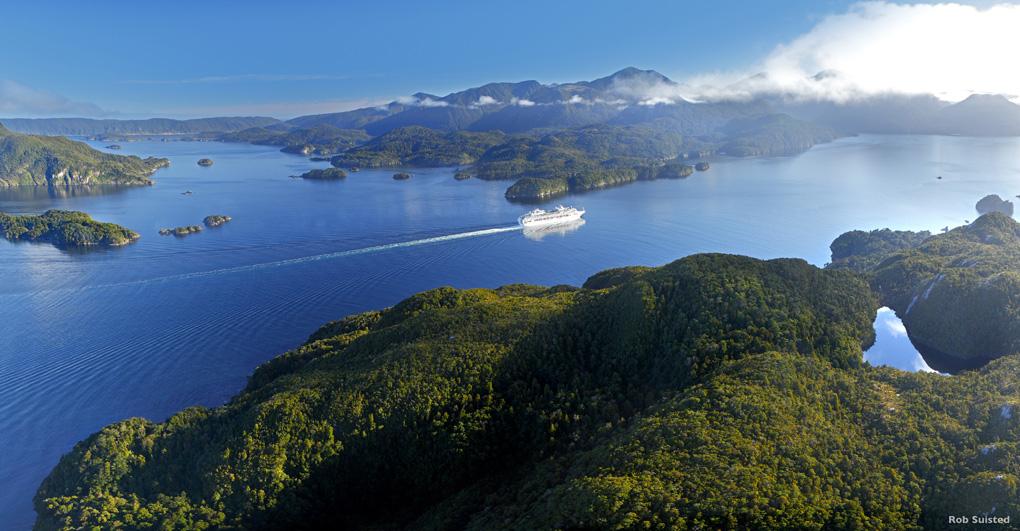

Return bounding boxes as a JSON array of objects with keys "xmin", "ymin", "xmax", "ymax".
[{"xmin": 3, "ymin": 67, "xmax": 1019, "ymax": 139}]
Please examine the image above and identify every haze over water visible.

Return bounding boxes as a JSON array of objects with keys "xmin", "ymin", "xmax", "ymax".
[{"xmin": 1, "ymin": 134, "xmax": 1017, "ymax": 528}]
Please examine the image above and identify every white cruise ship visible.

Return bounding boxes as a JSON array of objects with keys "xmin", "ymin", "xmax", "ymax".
[{"xmin": 517, "ymin": 205, "xmax": 585, "ymax": 227}]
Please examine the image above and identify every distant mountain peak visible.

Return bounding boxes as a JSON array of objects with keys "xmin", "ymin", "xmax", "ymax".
[
  {"xmin": 956, "ymin": 93, "xmax": 1015, "ymax": 105},
  {"xmin": 811, "ymin": 70, "xmax": 845, "ymax": 82}
]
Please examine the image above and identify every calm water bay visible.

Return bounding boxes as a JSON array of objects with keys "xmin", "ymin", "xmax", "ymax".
[{"xmin": 1, "ymin": 134, "xmax": 1017, "ymax": 528}]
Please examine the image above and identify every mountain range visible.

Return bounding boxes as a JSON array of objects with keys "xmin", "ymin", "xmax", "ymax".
[{"xmin": 5, "ymin": 67, "xmax": 1020, "ymax": 139}]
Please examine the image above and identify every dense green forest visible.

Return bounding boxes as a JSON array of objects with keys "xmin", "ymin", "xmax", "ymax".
[
  {"xmin": 827, "ymin": 213, "xmax": 1020, "ymax": 372},
  {"xmin": 718, "ymin": 114, "xmax": 846, "ymax": 156},
  {"xmin": 34, "ymin": 215, "xmax": 1020, "ymax": 530},
  {"xmin": 219, "ymin": 125, "xmax": 371, "ymax": 156},
  {"xmin": 330, "ymin": 127, "xmax": 508, "ymax": 167},
  {"xmin": 0, "ymin": 124, "xmax": 169, "ymax": 186},
  {"xmin": 296, "ymin": 168, "xmax": 347, "ymax": 180},
  {"xmin": 0, "ymin": 210, "xmax": 139, "ymax": 246}
]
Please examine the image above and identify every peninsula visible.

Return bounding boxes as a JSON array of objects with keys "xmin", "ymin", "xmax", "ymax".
[
  {"xmin": 0, "ymin": 123, "xmax": 169, "ymax": 187},
  {"xmin": 35, "ymin": 213, "xmax": 1020, "ymax": 530}
]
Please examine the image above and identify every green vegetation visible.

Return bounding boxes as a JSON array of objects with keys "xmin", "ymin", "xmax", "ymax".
[
  {"xmin": 454, "ymin": 171, "xmax": 471, "ymax": 180},
  {"xmin": 0, "ymin": 210, "xmax": 139, "ymax": 246},
  {"xmin": 474, "ymin": 124, "xmax": 689, "ymax": 180},
  {"xmin": 829, "ymin": 213, "xmax": 1020, "ymax": 372},
  {"xmin": 159, "ymin": 226, "xmax": 203, "ymax": 236},
  {"xmin": 393, "ymin": 172, "xmax": 412, "ymax": 180},
  {"xmin": 976, "ymin": 194, "xmax": 1014, "ymax": 216},
  {"xmin": 720, "ymin": 114, "xmax": 844, "ymax": 157},
  {"xmin": 504, "ymin": 177, "xmax": 569, "ymax": 199},
  {"xmin": 331, "ymin": 126, "xmax": 507, "ymax": 168},
  {"xmin": 216, "ymin": 127, "xmax": 285, "ymax": 144},
  {"xmin": 197, "ymin": 158, "xmax": 213, "ymax": 166},
  {"xmin": 219, "ymin": 125, "xmax": 371, "ymax": 156},
  {"xmin": 203, "ymin": 215, "xmax": 231, "ymax": 227},
  {"xmin": 35, "ymin": 243, "xmax": 1020, "ymax": 530},
  {"xmin": 695, "ymin": 161, "xmax": 709, "ymax": 171},
  {"xmin": 0, "ymin": 124, "xmax": 169, "ymax": 186},
  {"xmin": 828, "ymin": 228, "xmax": 932, "ymax": 272},
  {"xmin": 298, "ymin": 168, "xmax": 347, "ymax": 180},
  {"xmin": 504, "ymin": 164, "xmax": 693, "ymax": 200}
]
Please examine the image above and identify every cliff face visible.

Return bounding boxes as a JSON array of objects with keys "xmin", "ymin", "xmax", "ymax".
[
  {"xmin": 828, "ymin": 212, "xmax": 1020, "ymax": 372},
  {"xmin": 0, "ymin": 123, "xmax": 168, "ymax": 186},
  {"xmin": 872, "ymin": 213, "xmax": 1020, "ymax": 371}
]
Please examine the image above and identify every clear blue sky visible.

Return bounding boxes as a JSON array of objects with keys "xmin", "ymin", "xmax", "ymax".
[{"xmin": 0, "ymin": 0, "xmax": 1007, "ymax": 119}]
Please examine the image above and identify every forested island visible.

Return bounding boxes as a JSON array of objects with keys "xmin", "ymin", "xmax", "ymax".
[
  {"xmin": 203, "ymin": 215, "xmax": 231, "ymax": 227},
  {"xmin": 296, "ymin": 168, "xmax": 347, "ymax": 180},
  {"xmin": 0, "ymin": 69, "xmax": 849, "ymax": 200},
  {"xmin": 0, "ymin": 123, "xmax": 169, "ymax": 187},
  {"xmin": 34, "ymin": 212, "xmax": 1020, "ymax": 530},
  {"xmin": 0, "ymin": 210, "xmax": 139, "ymax": 246},
  {"xmin": 159, "ymin": 226, "xmax": 203, "ymax": 236}
]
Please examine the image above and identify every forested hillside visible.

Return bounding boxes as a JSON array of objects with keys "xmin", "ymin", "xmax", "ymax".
[
  {"xmin": 34, "ymin": 238, "xmax": 1020, "ymax": 529},
  {"xmin": 829, "ymin": 212, "xmax": 1020, "ymax": 372},
  {"xmin": 0, "ymin": 124, "xmax": 168, "ymax": 186}
]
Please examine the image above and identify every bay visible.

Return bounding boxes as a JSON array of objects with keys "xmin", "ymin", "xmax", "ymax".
[{"xmin": 1, "ymin": 134, "xmax": 1018, "ymax": 529}]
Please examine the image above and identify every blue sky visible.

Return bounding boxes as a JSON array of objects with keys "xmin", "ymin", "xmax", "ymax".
[{"xmin": 0, "ymin": 0, "xmax": 1012, "ymax": 119}]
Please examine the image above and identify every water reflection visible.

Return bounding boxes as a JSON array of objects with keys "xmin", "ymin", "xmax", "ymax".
[
  {"xmin": 864, "ymin": 307, "xmax": 943, "ymax": 373},
  {"xmin": 0, "ymin": 184, "xmax": 135, "ymax": 203},
  {"xmin": 523, "ymin": 218, "xmax": 585, "ymax": 241}
]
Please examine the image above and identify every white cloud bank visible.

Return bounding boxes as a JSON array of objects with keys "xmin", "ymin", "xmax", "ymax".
[
  {"xmin": 684, "ymin": 2, "xmax": 1020, "ymax": 103},
  {"xmin": 0, "ymin": 80, "xmax": 105, "ymax": 117}
]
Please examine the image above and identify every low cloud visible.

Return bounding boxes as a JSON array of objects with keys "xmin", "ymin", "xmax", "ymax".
[
  {"xmin": 681, "ymin": 2, "xmax": 1020, "ymax": 103},
  {"xmin": 0, "ymin": 80, "xmax": 105, "ymax": 117},
  {"xmin": 472, "ymin": 95, "xmax": 499, "ymax": 107},
  {"xmin": 395, "ymin": 95, "xmax": 449, "ymax": 107},
  {"xmin": 638, "ymin": 96, "xmax": 676, "ymax": 106},
  {"xmin": 608, "ymin": 70, "xmax": 685, "ymax": 105},
  {"xmin": 511, "ymin": 98, "xmax": 536, "ymax": 107}
]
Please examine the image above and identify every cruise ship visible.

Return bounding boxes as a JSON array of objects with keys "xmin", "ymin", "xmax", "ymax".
[{"xmin": 517, "ymin": 205, "xmax": 585, "ymax": 227}]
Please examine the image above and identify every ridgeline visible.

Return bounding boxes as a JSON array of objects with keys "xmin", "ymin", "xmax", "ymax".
[
  {"xmin": 34, "ymin": 213, "xmax": 1020, "ymax": 530},
  {"xmin": 0, "ymin": 123, "xmax": 168, "ymax": 187}
]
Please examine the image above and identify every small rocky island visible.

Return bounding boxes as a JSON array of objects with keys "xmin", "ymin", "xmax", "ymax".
[
  {"xmin": 203, "ymin": 215, "xmax": 231, "ymax": 227},
  {"xmin": 393, "ymin": 172, "xmax": 412, "ymax": 180},
  {"xmin": 976, "ymin": 194, "xmax": 1014, "ymax": 216},
  {"xmin": 695, "ymin": 162, "xmax": 710, "ymax": 171},
  {"xmin": 454, "ymin": 171, "xmax": 472, "ymax": 180},
  {"xmin": 296, "ymin": 168, "xmax": 347, "ymax": 180},
  {"xmin": 197, "ymin": 158, "xmax": 214, "ymax": 166},
  {"xmin": 105, "ymin": 145, "xmax": 123, "ymax": 150},
  {"xmin": 0, "ymin": 210, "xmax": 139, "ymax": 247},
  {"xmin": 159, "ymin": 225, "xmax": 203, "ymax": 236}
]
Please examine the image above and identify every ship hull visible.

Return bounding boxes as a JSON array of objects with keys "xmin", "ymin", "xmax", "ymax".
[{"xmin": 518, "ymin": 208, "xmax": 585, "ymax": 227}]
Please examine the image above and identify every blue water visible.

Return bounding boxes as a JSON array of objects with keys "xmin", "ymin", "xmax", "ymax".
[
  {"xmin": 865, "ymin": 307, "xmax": 937, "ymax": 373},
  {"xmin": 2, "ymin": 134, "xmax": 1018, "ymax": 528}
]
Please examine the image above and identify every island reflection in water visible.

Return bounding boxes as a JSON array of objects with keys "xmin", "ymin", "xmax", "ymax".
[
  {"xmin": 523, "ymin": 218, "xmax": 585, "ymax": 241},
  {"xmin": 864, "ymin": 307, "xmax": 943, "ymax": 374},
  {"xmin": 0, "ymin": 184, "xmax": 133, "ymax": 204}
]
